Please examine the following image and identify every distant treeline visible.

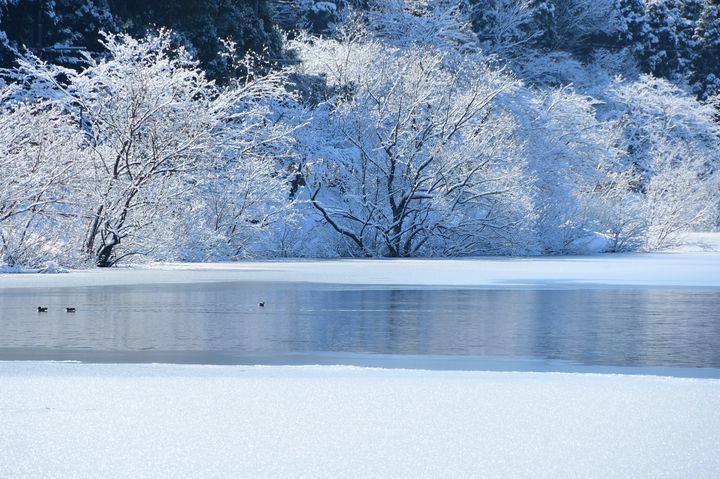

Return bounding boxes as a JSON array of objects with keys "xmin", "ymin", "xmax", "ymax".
[
  {"xmin": 0, "ymin": 0, "xmax": 282, "ymax": 80},
  {"xmin": 2, "ymin": 1, "xmax": 720, "ymax": 99}
]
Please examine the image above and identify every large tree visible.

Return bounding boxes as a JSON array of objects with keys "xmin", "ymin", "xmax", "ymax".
[
  {"xmin": 15, "ymin": 30, "xmax": 293, "ymax": 266},
  {"xmin": 294, "ymin": 36, "xmax": 534, "ymax": 257}
]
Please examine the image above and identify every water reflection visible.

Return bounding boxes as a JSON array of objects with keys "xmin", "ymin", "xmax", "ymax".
[{"xmin": 0, "ymin": 283, "xmax": 719, "ymax": 369}]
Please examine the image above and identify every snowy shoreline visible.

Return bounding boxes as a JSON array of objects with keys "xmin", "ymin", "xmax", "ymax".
[
  {"xmin": 2, "ymin": 233, "xmax": 718, "ymax": 290},
  {"xmin": 1, "ymin": 361, "xmax": 719, "ymax": 478},
  {"xmin": 2, "ymin": 250, "xmax": 720, "ymax": 290}
]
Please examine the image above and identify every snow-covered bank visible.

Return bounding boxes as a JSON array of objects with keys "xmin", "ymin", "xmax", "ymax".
[
  {"xmin": 670, "ymin": 232, "xmax": 720, "ymax": 252},
  {"xmin": 2, "ymin": 249, "xmax": 720, "ymax": 289},
  {"xmin": 1, "ymin": 362, "xmax": 718, "ymax": 478}
]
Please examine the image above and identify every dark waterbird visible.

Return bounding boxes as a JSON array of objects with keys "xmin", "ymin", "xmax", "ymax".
[
  {"xmin": 66, "ymin": 307, "xmax": 76, "ymax": 313},
  {"xmin": 37, "ymin": 306, "xmax": 48, "ymax": 312},
  {"xmin": 258, "ymin": 302, "xmax": 265, "ymax": 308}
]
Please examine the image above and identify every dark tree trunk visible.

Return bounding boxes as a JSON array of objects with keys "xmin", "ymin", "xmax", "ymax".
[
  {"xmin": 95, "ymin": 232, "xmax": 120, "ymax": 268},
  {"xmin": 84, "ymin": 206, "xmax": 103, "ymax": 255},
  {"xmin": 95, "ymin": 243, "xmax": 116, "ymax": 267}
]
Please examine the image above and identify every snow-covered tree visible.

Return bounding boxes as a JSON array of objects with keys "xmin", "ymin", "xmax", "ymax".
[
  {"xmin": 616, "ymin": 0, "xmax": 647, "ymax": 50},
  {"xmin": 0, "ymin": 85, "xmax": 85, "ymax": 267},
  {"xmin": 610, "ymin": 75, "xmax": 720, "ymax": 248},
  {"xmin": 361, "ymin": 0, "xmax": 481, "ymax": 57},
  {"xmin": 293, "ymin": 37, "xmax": 534, "ymax": 257},
  {"xmin": 279, "ymin": 0, "xmax": 351, "ymax": 35},
  {"xmin": 677, "ymin": 0, "xmax": 704, "ymax": 72},
  {"xmin": 14, "ymin": 30, "xmax": 294, "ymax": 266},
  {"xmin": 528, "ymin": 0, "xmax": 557, "ymax": 48},
  {"xmin": 512, "ymin": 86, "xmax": 621, "ymax": 252},
  {"xmin": 164, "ymin": 81, "xmax": 300, "ymax": 261},
  {"xmin": 525, "ymin": 0, "xmax": 618, "ymax": 52},
  {"xmin": 639, "ymin": 0, "xmax": 682, "ymax": 79},
  {"xmin": 693, "ymin": 0, "xmax": 720, "ymax": 99},
  {"xmin": 470, "ymin": 0, "xmax": 541, "ymax": 55},
  {"xmin": 589, "ymin": 166, "xmax": 647, "ymax": 251},
  {"xmin": 643, "ymin": 140, "xmax": 717, "ymax": 249}
]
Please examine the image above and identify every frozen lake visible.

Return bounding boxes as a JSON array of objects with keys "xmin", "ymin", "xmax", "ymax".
[{"xmin": 1, "ymin": 281, "xmax": 719, "ymax": 374}]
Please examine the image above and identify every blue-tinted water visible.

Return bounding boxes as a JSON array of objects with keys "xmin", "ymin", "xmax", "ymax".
[{"xmin": 0, "ymin": 282, "xmax": 719, "ymax": 375}]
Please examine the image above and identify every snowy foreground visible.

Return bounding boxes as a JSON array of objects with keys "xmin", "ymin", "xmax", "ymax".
[{"xmin": 1, "ymin": 362, "xmax": 719, "ymax": 478}]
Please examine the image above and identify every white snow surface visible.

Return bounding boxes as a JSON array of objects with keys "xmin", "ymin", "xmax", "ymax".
[{"xmin": 0, "ymin": 362, "xmax": 718, "ymax": 478}]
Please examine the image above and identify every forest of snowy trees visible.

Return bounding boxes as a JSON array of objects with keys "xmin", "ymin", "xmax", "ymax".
[{"xmin": 0, "ymin": 0, "xmax": 719, "ymax": 267}]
